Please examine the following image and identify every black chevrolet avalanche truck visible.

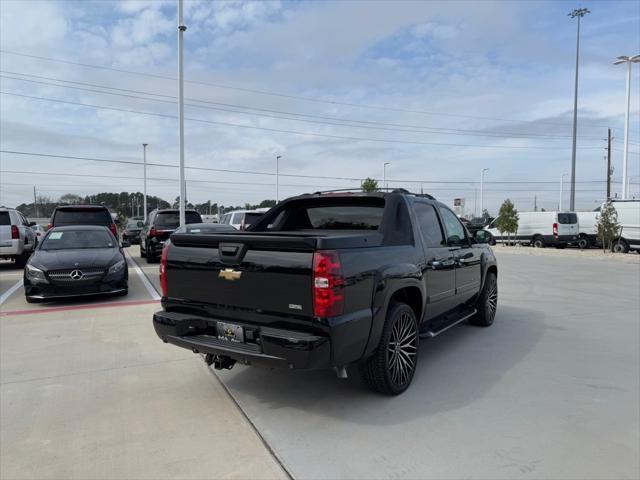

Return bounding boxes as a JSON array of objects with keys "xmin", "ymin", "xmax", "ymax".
[{"xmin": 154, "ymin": 190, "xmax": 498, "ymax": 395}]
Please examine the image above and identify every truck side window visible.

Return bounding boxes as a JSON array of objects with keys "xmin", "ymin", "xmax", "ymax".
[
  {"xmin": 439, "ymin": 207, "xmax": 467, "ymax": 246},
  {"xmin": 414, "ymin": 202, "xmax": 444, "ymax": 247}
]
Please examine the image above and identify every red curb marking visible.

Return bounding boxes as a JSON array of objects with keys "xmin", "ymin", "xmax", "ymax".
[{"xmin": 0, "ymin": 299, "xmax": 160, "ymax": 317}]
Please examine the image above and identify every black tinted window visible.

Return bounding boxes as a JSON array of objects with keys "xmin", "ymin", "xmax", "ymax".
[
  {"xmin": 414, "ymin": 202, "xmax": 444, "ymax": 247},
  {"xmin": 0, "ymin": 212, "xmax": 10, "ymax": 226},
  {"xmin": 243, "ymin": 212, "xmax": 263, "ymax": 226},
  {"xmin": 54, "ymin": 209, "xmax": 111, "ymax": 225},
  {"xmin": 439, "ymin": 207, "xmax": 467, "ymax": 245},
  {"xmin": 42, "ymin": 229, "xmax": 114, "ymax": 250},
  {"xmin": 558, "ymin": 213, "xmax": 578, "ymax": 224},
  {"xmin": 306, "ymin": 206, "xmax": 383, "ymax": 230},
  {"xmin": 155, "ymin": 211, "xmax": 202, "ymax": 228}
]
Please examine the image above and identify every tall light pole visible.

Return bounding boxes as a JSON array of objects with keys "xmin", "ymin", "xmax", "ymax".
[
  {"xmin": 276, "ymin": 155, "xmax": 282, "ymax": 203},
  {"xmin": 383, "ymin": 162, "xmax": 390, "ymax": 190},
  {"xmin": 177, "ymin": 0, "xmax": 187, "ymax": 226},
  {"xmin": 613, "ymin": 54, "xmax": 640, "ymax": 199},
  {"xmin": 559, "ymin": 173, "xmax": 567, "ymax": 211},
  {"xmin": 568, "ymin": 7, "xmax": 590, "ymax": 211},
  {"xmin": 480, "ymin": 168, "xmax": 489, "ymax": 219},
  {"xmin": 142, "ymin": 143, "xmax": 148, "ymax": 221}
]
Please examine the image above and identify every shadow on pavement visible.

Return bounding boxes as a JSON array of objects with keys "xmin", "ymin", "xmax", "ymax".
[{"xmin": 218, "ymin": 305, "xmax": 545, "ymax": 426}]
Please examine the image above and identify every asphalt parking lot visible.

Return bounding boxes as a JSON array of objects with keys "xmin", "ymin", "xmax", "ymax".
[{"xmin": 1, "ymin": 247, "xmax": 639, "ymax": 479}]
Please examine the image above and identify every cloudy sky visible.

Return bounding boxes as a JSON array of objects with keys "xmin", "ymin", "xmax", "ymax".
[{"xmin": 1, "ymin": 0, "xmax": 639, "ymax": 214}]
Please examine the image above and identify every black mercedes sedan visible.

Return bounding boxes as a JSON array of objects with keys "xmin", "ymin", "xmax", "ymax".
[{"xmin": 24, "ymin": 225, "xmax": 128, "ymax": 303}]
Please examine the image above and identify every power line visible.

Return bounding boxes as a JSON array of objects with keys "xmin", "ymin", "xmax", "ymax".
[
  {"xmin": 3, "ymin": 149, "xmax": 629, "ymax": 185},
  {"xmin": 0, "ymin": 49, "xmax": 617, "ymax": 129},
  {"xmin": 0, "ymin": 91, "xmax": 606, "ymax": 151},
  {"xmin": 2, "ymin": 71, "xmax": 618, "ymax": 142}
]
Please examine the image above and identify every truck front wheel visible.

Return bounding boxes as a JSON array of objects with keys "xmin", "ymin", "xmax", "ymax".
[{"xmin": 358, "ymin": 302, "xmax": 419, "ymax": 395}]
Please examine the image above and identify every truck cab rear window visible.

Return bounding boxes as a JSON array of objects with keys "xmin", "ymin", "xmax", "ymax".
[
  {"xmin": 306, "ymin": 206, "xmax": 383, "ymax": 230},
  {"xmin": 54, "ymin": 210, "xmax": 111, "ymax": 225}
]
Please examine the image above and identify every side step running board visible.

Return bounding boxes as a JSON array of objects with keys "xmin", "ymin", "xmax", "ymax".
[{"xmin": 420, "ymin": 308, "xmax": 477, "ymax": 339}]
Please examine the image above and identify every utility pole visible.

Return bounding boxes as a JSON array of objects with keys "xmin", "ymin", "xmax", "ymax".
[
  {"xmin": 33, "ymin": 185, "xmax": 38, "ymax": 218},
  {"xmin": 177, "ymin": 0, "xmax": 187, "ymax": 226},
  {"xmin": 568, "ymin": 7, "xmax": 590, "ymax": 211},
  {"xmin": 142, "ymin": 143, "xmax": 148, "ymax": 222},
  {"xmin": 613, "ymin": 55, "xmax": 640, "ymax": 199},
  {"xmin": 559, "ymin": 174, "xmax": 566, "ymax": 211},
  {"xmin": 534, "ymin": 195, "xmax": 537, "ymax": 212},
  {"xmin": 606, "ymin": 128, "xmax": 612, "ymax": 200}
]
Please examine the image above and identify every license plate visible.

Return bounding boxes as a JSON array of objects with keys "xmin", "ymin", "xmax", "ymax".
[{"xmin": 217, "ymin": 322, "xmax": 244, "ymax": 343}]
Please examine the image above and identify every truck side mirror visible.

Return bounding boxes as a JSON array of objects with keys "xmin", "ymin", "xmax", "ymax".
[{"xmin": 474, "ymin": 230, "xmax": 491, "ymax": 244}]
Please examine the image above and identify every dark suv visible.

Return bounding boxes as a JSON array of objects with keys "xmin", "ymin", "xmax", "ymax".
[
  {"xmin": 50, "ymin": 205, "xmax": 117, "ymax": 238},
  {"xmin": 139, "ymin": 209, "xmax": 202, "ymax": 263}
]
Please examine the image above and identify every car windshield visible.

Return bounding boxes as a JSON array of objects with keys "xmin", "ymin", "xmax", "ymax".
[
  {"xmin": 155, "ymin": 212, "xmax": 202, "ymax": 228},
  {"xmin": 41, "ymin": 230, "xmax": 115, "ymax": 250}
]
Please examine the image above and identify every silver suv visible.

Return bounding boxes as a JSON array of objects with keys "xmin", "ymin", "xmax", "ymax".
[{"xmin": 0, "ymin": 208, "xmax": 37, "ymax": 267}]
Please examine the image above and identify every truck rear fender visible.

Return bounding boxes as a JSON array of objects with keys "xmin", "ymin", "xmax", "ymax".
[{"xmin": 362, "ymin": 264, "xmax": 424, "ymax": 358}]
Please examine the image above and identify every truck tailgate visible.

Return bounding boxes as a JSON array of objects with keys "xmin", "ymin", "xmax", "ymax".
[{"xmin": 167, "ymin": 233, "xmax": 317, "ymax": 317}]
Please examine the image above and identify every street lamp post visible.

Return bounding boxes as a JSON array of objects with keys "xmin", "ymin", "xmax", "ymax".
[
  {"xmin": 613, "ymin": 54, "xmax": 640, "ymax": 199},
  {"xmin": 276, "ymin": 155, "xmax": 282, "ymax": 203},
  {"xmin": 142, "ymin": 143, "xmax": 148, "ymax": 222},
  {"xmin": 480, "ymin": 168, "xmax": 489, "ymax": 219},
  {"xmin": 559, "ymin": 173, "xmax": 567, "ymax": 211},
  {"xmin": 383, "ymin": 162, "xmax": 390, "ymax": 190},
  {"xmin": 568, "ymin": 7, "xmax": 590, "ymax": 211}
]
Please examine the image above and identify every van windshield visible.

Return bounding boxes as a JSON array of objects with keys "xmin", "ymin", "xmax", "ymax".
[{"xmin": 558, "ymin": 213, "xmax": 578, "ymax": 224}]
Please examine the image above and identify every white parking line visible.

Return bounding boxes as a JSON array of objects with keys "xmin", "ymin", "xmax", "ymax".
[
  {"xmin": 124, "ymin": 251, "xmax": 161, "ymax": 301},
  {"xmin": 0, "ymin": 280, "xmax": 23, "ymax": 306}
]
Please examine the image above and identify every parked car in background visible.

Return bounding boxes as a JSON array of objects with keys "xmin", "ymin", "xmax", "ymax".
[
  {"xmin": 172, "ymin": 222, "xmax": 236, "ymax": 235},
  {"xmin": 609, "ymin": 200, "xmax": 640, "ymax": 253},
  {"xmin": 139, "ymin": 209, "xmax": 202, "ymax": 263},
  {"xmin": 24, "ymin": 225, "xmax": 128, "ymax": 303},
  {"xmin": 49, "ymin": 205, "xmax": 118, "ymax": 238},
  {"xmin": 486, "ymin": 211, "xmax": 579, "ymax": 248},
  {"xmin": 154, "ymin": 190, "xmax": 498, "ymax": 395},
  {"xmin": 0, "ymin": 208, "xmax": 37, "ymax": 266},
  {"xmin": 122, "ymin": 219, "xmax": 144, "ymax": 245},
  {"xmin": 30, "ymin": 224, "xmax": 47, "ymax": 243},
  {"xmin": 576, "ymin": 211, "xmax": 599, "ymax": 249},
  {"xmin": 219, "ymin": 208, "xmax": 269, "ymax": 230}
]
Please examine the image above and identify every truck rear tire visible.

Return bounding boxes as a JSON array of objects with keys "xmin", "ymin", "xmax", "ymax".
[
  {"xmin": 358, "ymin": 302, "xmax": 419, "ymax": 395},
  {"xmin": 469, "ymin": 272, "xmax": 497, "ymax": 327}
]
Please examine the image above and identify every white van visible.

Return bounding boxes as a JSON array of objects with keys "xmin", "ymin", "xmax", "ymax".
[
  {"xmin": 219, "ymin": 208, "xmax": 269, "ymax": 230},
  {"xmin": 486, "ymin": 211, "xmax": 579, "ymax": 248},
  {"xmin": 609, "ymin": 200, "xmax": 640, "ymax": 253},
  {"xmin": 576, "ymin": 211, "xmax": 599, "ymax": 249}
]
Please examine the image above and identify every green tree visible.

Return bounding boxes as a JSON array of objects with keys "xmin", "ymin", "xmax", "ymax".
[
  {"xmin": 596, "ymin": 201, "xmax": 621, "ymax": 253},
  {"xmin": 361, "ymin": 178, "xmax": 379, "ymax": 192},
  {"xmin": 496, "ymin": 199, "xmax": 519, "ymax": 246}
]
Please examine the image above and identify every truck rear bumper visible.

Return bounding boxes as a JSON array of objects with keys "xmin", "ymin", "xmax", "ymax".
[{"xmin": 153, "ymin": 310, "xmax": 332, "ymax": 370}]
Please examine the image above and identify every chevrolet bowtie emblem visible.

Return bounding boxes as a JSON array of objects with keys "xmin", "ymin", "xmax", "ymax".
[{"xmin": 219, "ymin": 268, "xmax": 242, "ymax": 281}]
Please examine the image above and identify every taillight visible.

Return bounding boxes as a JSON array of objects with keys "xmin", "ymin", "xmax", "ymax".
[
  {"xmin": 553, "ymin": 223, "xmax": 558, "ymax": 237},
  {"xmin": 11, "ymin": 225, "xmax": 19, "ymax": 239},
  {"xmin": 149, "ymin": 227, "xmax": 157, "ymax": 238},
  {"xmin": 312, "ymin": 250, "xmax": 344, "ymax": 317},
  {"xmin": 159, "ymin": 244, "xmax": 169, "ymax": 297},
  {"xmin": 109, "ymin": 224, "xmax": 117, "ymax": 236},
  {"xmin": 47, "ymin": 223, "xmax": 53, "ymax": 230}
]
